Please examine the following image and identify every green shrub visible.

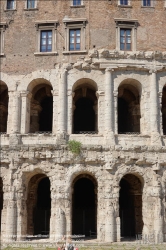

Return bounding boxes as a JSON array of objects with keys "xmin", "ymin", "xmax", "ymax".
[{"xmin": 68, "ymin": 140, "xmax": 82, "ymax": 155}]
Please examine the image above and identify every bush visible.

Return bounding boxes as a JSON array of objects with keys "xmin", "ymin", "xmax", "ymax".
[{"xmin": 68, "ymin": 140, "xmax": 82, "ymax": 155}]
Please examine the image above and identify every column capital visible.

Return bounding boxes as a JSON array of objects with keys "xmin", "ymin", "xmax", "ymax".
[
  {"xmin": 96, "ymin": 91, "xmax": 104, "ymax": 99},
  {"xmin": 51, "ymin": 90, "xmax": 58, "ymax": 96},
  {"xmin": 105, "ymin": 67, "xmax": 114, "ymax": 72},
  {"xmin": 149, "ymin": 69, "xmax": 157, "ymax": 74},
  {"xmin": 20, "ymin": 91, "xmax": 32, "ymax": 99}
]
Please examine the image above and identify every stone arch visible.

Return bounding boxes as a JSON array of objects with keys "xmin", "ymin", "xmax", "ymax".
[
  {"xmin": 0, "ymin": 81, "xmax": 8, "ymax": 133},
  {"xmin": 162, "ymin": 83, "xmax": 166, "ymax": 135},
  {"xmin": 28, "ymin": 78, "xmax": 53, "ymax": 133},
  {"xmin": 119, "ymin": 173, "xmax": 144, "ymax": 238},
  {"xmin": 71, "ymin": 172, "xmax": 98, "ymax": 237},
  {"xmin": 118, "ymin": 79, "xmax": 141, "ymax": 134},
  {"xmin": 72, "ymin": 78, "xmax": 98, "ymax": 134},
  {"xmin": 26, "ymin": 173, "xmax": 51, "ymax": 237}
]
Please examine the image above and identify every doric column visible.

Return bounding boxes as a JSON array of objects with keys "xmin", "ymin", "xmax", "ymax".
[
  {"xmin": 105, "ymin": 205, "xmax": 115, "ymax": 242},
  {"xmin": 20, "ymin": 91, "xmax": 32, "ymax": 134},
  {"xmin": 5, "ymin": 191, "xmax": 17, "ymax": 241},
  {"xmin": 58, "ymin": 69, "xmax": 67, "ymax": 134},
  {"xmin": 105, "ymin": 68, "xmax": 114, "ymax": 133},
  {"xmin": 51, "ymin": 90, "xmax": 59, "ymax": 134}
]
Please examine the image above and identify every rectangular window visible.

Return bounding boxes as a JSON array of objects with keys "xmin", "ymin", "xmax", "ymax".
[
  {"xmin": 27, "ymin": 0, "xmax": 35, "ymax": 8},
  {"xmin": 40, "ymin": 30, "xmax": 52, "ymax": 52},
  {"xmin": 73, "ymin": 0, "xmax": 81, "ymax": 6},
  {"xmin": 7, "ymin": 0, "xmax": 15, "ymax": 9},
  {"xmin": 69, "ymin": 29, "xmax": 81, "ymax": 51},
  {"xmin": 120, "ymin": 29, "xmax": 131, "ymax": 51},
  {"xmin": 120, "ymin": 0, "xmax": 128, "ymax": 5},
  {"xmin": 143, "ymin": 0, "xmax": 151, "ymax": 6}
]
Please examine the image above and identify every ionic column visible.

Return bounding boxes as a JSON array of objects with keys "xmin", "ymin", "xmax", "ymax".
[
  {"xmin": 105, "ymin": 68, "xmax": 114, "ymax": 133},
  {"xmin": 20, "ymin": 91, "xmax": 32, "ymax": 134},
  {"xmin": 96, "ymin": 91, "xmax": 104, "ymax": 134},
  {"xmin": 11, "ymin": 92, "xmax": 21, "ymax": 134},
  {"xmin": 51, "ymin": 90, "xmax": 59, "ymax": 134},
  {"xmin": 7, "ymin": 92, "xmax": 20, "ymax": 134},
  {"xmin": 58, "ymin": 69, "xmax": 67, "ymax": 134},
  {"xmin": 150, "ymin": 70, "xmax": 161, "ymax": 144},
  {"xmin": 150, "ymin": 70, "xmax": 159, "ymax": 134}
]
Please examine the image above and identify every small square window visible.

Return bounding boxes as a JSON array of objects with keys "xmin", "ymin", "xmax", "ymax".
[
  {"xmin": 40, "ymin": 30, "xmax": 52, "ymax": 52},
  {"xmin": 69, "ymin": 29, "xmax": 81, "ymax": 51},
  {"xmin": 143, "ymin": 0, "xmax": 151, "ymax": 6},
  {"xmin": 7, "ymin": 0, "xmax": 15, "ymax": 9},
  {"xmin": 27, "ymin": 0, "xmax": 35, "ymax": 9},
  {"xmin": 73, "ymin": 0, "xmax": 81, "ymax": 6},
  {"xmin": 120, "ymin": 0, "xmax": 128, "ymax": 5},
  {"xmin": 120, "ymin": 29, "xmax": 131, "ymax": 51}
]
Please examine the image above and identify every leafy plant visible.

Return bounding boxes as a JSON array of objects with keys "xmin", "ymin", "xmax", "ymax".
[{"xmin": 68, "ymin": 140, "xmax": 82, "ymax": 155}]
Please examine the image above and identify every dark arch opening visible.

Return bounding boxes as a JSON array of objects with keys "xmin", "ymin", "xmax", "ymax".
[
  {"xmin": 119, "ymin": 174, "xmax": 143, "ymax": 239},
  {"xmin": 30, "ymin": 84, "xmax": 53, "ymax": 133},
  {"xmin": 73, "ymin": 85, "xmax": 97, "ymax": 134},
  {"xmin": 39, "ymin": 96, "xmax": 53, "ymax": 131},
  {"xmin": 72, "ymin": 176, "xmax": 97, "ymax": 237},
  {"xmin": 0, "ymin": 177, "xmax": 3, "ymax": 232},
  {"xmin": 74, "ymin": 98, "xmax": 95, "ymax": 132},
  {"xmin": 0, "ymin": 83, "xmax": 8, "ymax": 133},
  {"xmin": 162, "ymin": 85, "xmax": 166, "ymax": 135},
  {"xmin": 33, "ymin": 177, "xmax": 51, "ymax": 235},
  {"xmin": 118, "ymin": 84, "xmax": 140, "ymax": 134}
]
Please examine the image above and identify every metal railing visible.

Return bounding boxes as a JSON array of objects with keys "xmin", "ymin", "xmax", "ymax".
[
  {"xmin": 118, "ymin": 132, "xmax": 140, "ymax": 135},
  {"xmin": 74, "ymin": 131, "xmax": 98, "ymax": 134}
]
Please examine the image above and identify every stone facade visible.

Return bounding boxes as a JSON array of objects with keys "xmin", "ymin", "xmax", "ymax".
[{"xmin": 0, "ymin": 0, "xmax": 166, "ymax": 245}]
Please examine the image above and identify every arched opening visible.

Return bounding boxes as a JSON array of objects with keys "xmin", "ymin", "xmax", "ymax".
[
  {"xmin": 118, "ymin": 83, "xmax": 141, "ymax": 134},
  {"xmin": 73, "ymin": 83, "xmax": 97, "ymax": 134},
  {"xmin": 119, "ymin": 174, "xmax": 143, "ymax": 240},
  {"xmin": 72, "ymin": 174, "xmax": 97, "ymax": 238},
  {"xmin": 27, "ymin": 174, "xmax": 51, "ymax": 237},
  {"xmin": 30, "ymin": 83, "xmax": 53, "ymax": 133},
  {"xmin": 162, "ymin": 85, "xmax": 166, "ymax": 135},
  {"xmin": 0, "ymin": 81, "xmax": 8, "ymax": 133},
  {"xmin": 0, "ymin": 178, "xmax": 3, "ymax": 232}
]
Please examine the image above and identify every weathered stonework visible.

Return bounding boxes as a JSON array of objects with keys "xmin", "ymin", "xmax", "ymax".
[{"xmin": 0, "ymin": 0, "xmax": 166, "ymax": 246}]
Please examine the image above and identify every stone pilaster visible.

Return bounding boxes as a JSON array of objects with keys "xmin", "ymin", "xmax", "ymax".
[
  {"xmin": 105, "ymin": 68, "xmax": 115, "ymax": 144},
  {"xmin": 51, "ymin": 90, "xmax": 59, "ymax": 134},
  {"xmin": 96, "ymin": 91, "xmax": 104, "ymax": 134},
  {"xmin": 20, "ymin": 91, "xmax": 32, "ymax": 134}
]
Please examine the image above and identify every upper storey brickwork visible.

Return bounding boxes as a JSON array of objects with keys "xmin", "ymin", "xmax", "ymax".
[{"xmin": 0, "ymin": 0, "xmax": 166, "ymax": 74}]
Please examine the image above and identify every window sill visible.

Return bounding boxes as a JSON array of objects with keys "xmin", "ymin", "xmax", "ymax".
[
  {"xmin": 0, "ymin": 53, "xmax": 5, "ymax": 57},
  {"xmin": 24, "ymin": 8, "xmax": 38, "ymax": 11},
  {"xmin": 70, "ymin": 5, "xmax": 85, "ymax": 8},
  {"xmin": 63, "ymin": 50, "xmax": 87, "ymax": 55},
  {"xmin": 4, "ymin": 9, "xmax": 17, "ymax": 12},
  {"xmin": 118, "ymin": 5, "xmax": 132, "ymax": 8},
  {"xmin": 34, "ymin": 51, "xmax": 58, "ymax": 56},
  {"xmin": 141, "ymin": 6, "xmax": 154, "ymax": 8}
]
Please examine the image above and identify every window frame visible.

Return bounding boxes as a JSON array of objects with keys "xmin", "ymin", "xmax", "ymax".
[
  {"xmin": 120, "ymin": 28, "xmax": 132, "ymax": 51},
  {"xmin": 63, "ymin": 17, "xmax": 87, "ymax": 54},
  {"xmin": 72, "ymin": 0, "xmax": 82, "ymax": 6},
  {"xmin": 118, "ymin": 0, "xmax": 131, "ymax": 6},
  {"xmin": 114, "ymin": 18, "xmax": 138, "ymax": 52},
  {"xmin": 69, "ymin": 29, "xmax": 81, "ymax": 51},
  {"xmin": 26, "ymin": 0, "xmax": 37, "ymax": 9},
  {"xmin": 6, "ymin": 0, "xmax": 16, "ymax": 10},
  {"xmin": 40, "ymin": 30, "xmax": 53, "ymax": 53},
  {"xmin": 142, "ymin": 0, "xmax": 153, "ymax": 7},
  {"xmin": 34, "ymin": 21, "xmax": 58, "ymax": 56},
  {"xmin": 0, "ymin": 23, "xmax": 7, "ymax": 56}
]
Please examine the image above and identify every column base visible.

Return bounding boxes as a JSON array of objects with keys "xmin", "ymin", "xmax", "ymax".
[{"xmin": 104, "ymin": 131, "xmax": 115, "ymax": 145}]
